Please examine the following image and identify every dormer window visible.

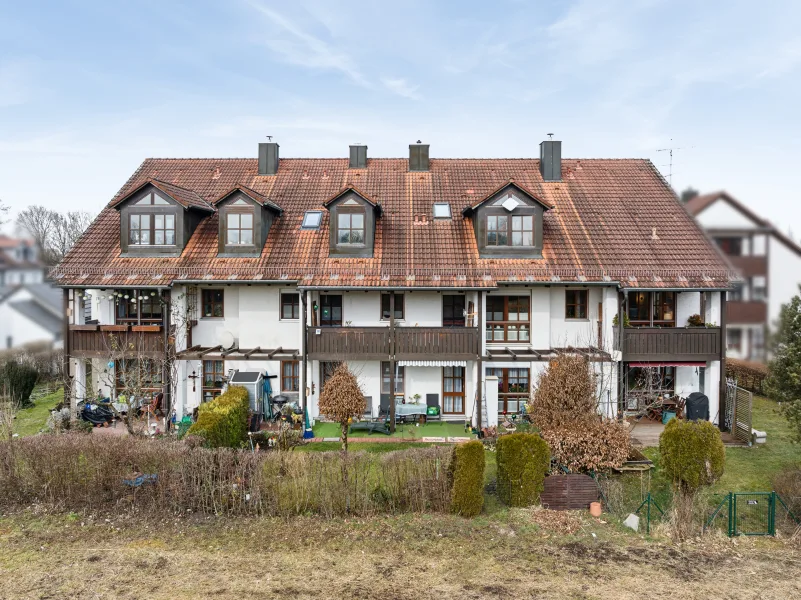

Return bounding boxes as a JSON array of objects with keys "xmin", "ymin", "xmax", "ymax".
[
  {"xmin": 134, "ymin": 192, "xmax": 171, "ymax": 205},
  {"xmin": 226, "ymin": 209, "xmax": 254, "ymax": 246},
  {"xmin": 213, "ymin": 188, "xmax": 281, "ymax": 257},
  {"xmin": 463, "ymin": 182, "xmax": 553, "ymax": 259},
  {"xmin": 129, "ymin": 213, "xmax": 176, "ymax": 246},
  {"xmin": 337, "ymin": 209, "xmax": 365, "ymax": 245}
]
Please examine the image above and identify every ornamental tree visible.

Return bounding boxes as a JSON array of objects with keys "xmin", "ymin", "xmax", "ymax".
[{"xmin": 318, "ymin": 364, "xmax": 365, "ymax": 451}]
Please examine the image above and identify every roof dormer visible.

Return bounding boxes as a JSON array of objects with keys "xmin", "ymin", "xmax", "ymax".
[
  {"xmin": 112, "ymin": 179, "xmax": 213, "ymax": 258},
  {"xmin": 462, "ymin": 181, "xmax": 553, "ymax": 259},
  {"xmin": 323, "ymin": 185, "xmax": 381, "ymax": 258},
  {"xmin": 213, "ymin": 185, "xmax": 282, "ymax": 257}
]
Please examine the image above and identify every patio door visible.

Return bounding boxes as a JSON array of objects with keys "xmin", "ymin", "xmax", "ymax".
[
  {"xmin": 320, "ymin": 294, "xmax": 342, "ymax": 327},
  {"xmin": 443, "ymin": 366, "xmax": 465, "ymax": 414}
]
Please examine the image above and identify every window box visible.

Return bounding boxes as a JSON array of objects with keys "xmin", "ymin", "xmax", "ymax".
[
  {"xmin": 132, "ymin": 325, "xmax": 162, "ymax": 332},
  {"xmin": 70, "ymin": 324, "xmax": 99, "ymax": 331},
  {"xmin": 100, "ymin": 325, "xmax": 129, "ymax": 332}
]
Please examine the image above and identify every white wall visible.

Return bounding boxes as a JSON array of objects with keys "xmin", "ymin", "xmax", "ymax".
[
  {"xmin": 238, "ymin": 286, "xmax": 301, "ymax": 349},
  {"xmin": 768, "ymin": 236, "xmax": 801, "ymax": 329},
  {"xmin": 695, "ymin": 200, "xmax": 758, "ymax": 230},
  {"xmin": 0, "ymin": 287, "xmax": 58, "ymax": 348},
  {"xmin": 193, "ymin": 286, "xmax": 241, "ymax": 347},
  {"xmin": 677, "ymin": 292, "xmax": 701, "ymax": 325},
  {"xmin": 704, "ymin": 360, "xmax": 721, "ymax": 425}
]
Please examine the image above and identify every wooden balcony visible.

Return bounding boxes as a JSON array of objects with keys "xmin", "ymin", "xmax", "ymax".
[
  {"xmin": 68, "ymin": 324, "xmax": 166, "ymax": 358},
  {"xmin": 307, "ymin": 327, "xmax": 390, "ymax": 360},
  {"xmin": 395, "ymin": 327, "xmax": 479, "ymax": 360},
  {"xmin": 615, "ymin": 327, "xmax": 722, "ymax": 362},
  {"xmin": 306, "ymin": 326, "xmax": 480, "ymax": 360}
]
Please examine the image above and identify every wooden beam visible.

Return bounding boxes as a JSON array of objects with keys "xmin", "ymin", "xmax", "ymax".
[
  {"xmin": 199, "ymin": 345, "xmax": 222, "ymax": 356},
  {"xmin": 505, "ymin": 346, "xmax": 518, "ymax": 360},
  {"xmin": 221, "ymin": 346, "xmax": 239, "ymax": 357},
  {"xmin": 267, "ymin": 346, "xmax": 283, "ymax": 359},
  {"xmin": 243, "ymin": 346, "xmax": 261, "ymax": 358}
]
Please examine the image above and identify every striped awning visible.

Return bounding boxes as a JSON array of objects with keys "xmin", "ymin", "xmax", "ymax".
[{"xmin": 397, "ymin": 360, "xmax": 467, "ymax": 367}]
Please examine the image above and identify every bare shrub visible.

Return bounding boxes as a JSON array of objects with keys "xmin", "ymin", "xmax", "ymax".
[
  {"xmin": 0, "ymin": 434, "xmax": 452, "ymax": 517},
  {"xmin": 529, "ymin": 355, "xmax": 630, "ymax": 472},
  {"xmin": 318, "ymin": 364, "xmax": 365, "ymax": 451}
]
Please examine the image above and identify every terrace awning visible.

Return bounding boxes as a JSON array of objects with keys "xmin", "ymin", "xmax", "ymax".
[{"xmin": 397, "ymin": 360, "xmax": 467, "ymax": 367}]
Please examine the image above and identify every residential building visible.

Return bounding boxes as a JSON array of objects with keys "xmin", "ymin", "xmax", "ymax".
[
  {"xmin": 53, "ymin": 140, "xmax": 733, "ymax": 427},
  {"xmin": 0, "ymin": 283, "xmax": 63, "ymax": 349},
  {"xmin": 685, "ymin": 191, "xmax": 801, "ymax": 361},
  {"xmin": 0, "ymin": 235, "xmax": 46, "ymax": 286}
]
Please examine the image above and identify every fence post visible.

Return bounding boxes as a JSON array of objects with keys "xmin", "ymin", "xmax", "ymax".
[
  {"xmin": 730, "ymin": 492, "xmax": 736, "ymax": 536},
  {"xmin": 769, "ymin": 491, "xmax": 776, "ymax": 536},
  {"xmin": 646, "ymin": 493, "xmax": 652, "ymax": 535}
]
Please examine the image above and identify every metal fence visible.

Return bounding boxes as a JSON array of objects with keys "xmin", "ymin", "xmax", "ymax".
[{"xmin": 706, "ymin": 492, "xmax": 800, "ymax": 536}]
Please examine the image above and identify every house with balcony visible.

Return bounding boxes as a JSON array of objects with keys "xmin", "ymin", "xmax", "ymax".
[
  {"xmin": 53, "ymin": 139, "xmax": 733, "ymax": 429},
  {"xmin": 685, "ymin": 191, "xmax": 801, "ymax": 361}
]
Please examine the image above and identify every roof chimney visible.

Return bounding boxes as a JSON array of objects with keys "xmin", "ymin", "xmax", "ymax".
[
  {"xmin": 258, "ymin": 142, "xmax": 279, "ymax": 176},
  {"xmin": 539, "ymin": 136, "xmax": 561, "ymax": 182},
  {"xmin": 349, "ymin": 144, "xmax": 367, "ymax": 169},
  {"xmin": 409, "ymin": 140, "xmax": 430, "ymax": 172}
]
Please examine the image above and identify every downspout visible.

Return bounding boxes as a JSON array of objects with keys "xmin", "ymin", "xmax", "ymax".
[
  {"xmin": 63, "ymin": 288, "xmax": 75, "ymax": 425},
  {"xmin": 476, "ymin": 290, "xmax": 483, "ymax": 433},
  {"xmin": 389, "ymin": 292, "xmax": 396, "ymax": 433},
  {"xmin": 719, "ymin": 292, "xmax": 727, "ymax": 431},
  {"xmin": 301, "ymin": 290, "xmax": 308, "ymax": 418},
  {"xmin": 163, "ymin": 290, "xmax": 172, "ymax": 428},
  {"xmin": 617, "ymin": 290, "xmax": 625, "ymax": 418}
]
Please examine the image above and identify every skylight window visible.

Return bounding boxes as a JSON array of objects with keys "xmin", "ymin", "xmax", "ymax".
[
  {"xmin": 301, "ymin": 210, "xmax": 323, "ymax": 230},
  {"xmin": 433, "ymin": 203, "xmax": 451, "ymax": 219}
]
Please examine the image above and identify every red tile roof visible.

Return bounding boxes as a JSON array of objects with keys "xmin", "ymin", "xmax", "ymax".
[
  {"xmin": 111, "ymin": 178, "xmax": 213, "ymax": 212},
  {"xmin": 52, "ymin": 157, "xmax": 735, "ymax": 289},
  {"xmin": 213, "ymin": 184, "xmax": 282, "ymax": 213}
]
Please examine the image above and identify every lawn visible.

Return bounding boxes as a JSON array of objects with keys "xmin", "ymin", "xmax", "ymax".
[
  {"xmin": 618, "ymin": 396, "xmax": 800, "ymax": 512},
  {"xmin": 12, "ymin": 388, "xmax": 63, "ymax": 437},
  {"xmin": 0, "ymin": 510, "xmax": 797, "ymax": 599},
  {"xmin": 312, "ymin": 419, "xmax": 473, "ymax": 441}
]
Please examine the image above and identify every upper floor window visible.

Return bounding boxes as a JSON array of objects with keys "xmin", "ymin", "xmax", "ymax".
[
  {"xmin": 627, "ymin": 291, "xmax": 675, "ymax": 327},
  {"xmin": 565, "ymin": 290, "xmax": 588, "ymax": 319},
  {"xmin": 116, "ymin": 290, "xmax": 163, "ymax": 324},
  {"xmin": 443, "ymin": 295, "xmax": 465, "ymax": 327},
  {"xmin": 433, "ymin": 203, "xmax": 451, "ymax": 219},
  {"xmin": 301, "ymin": 211, "xmax": 323, "ymax": 230},
  {"xmin": 716, "ymin": 237, "xmax": 742, "ymax": 256},
  {"xmin": 226, "ymin": 210, "xmax": 254, "ymax": 245},
  {"xmin": 381, "ymin": 293, "xmax": 404, "ymax": 320},
  {"xmin": 129, "ymin": 214, "xmax": 176, "ymax": 246},
  {"xmin": 486, "ymin": 295, "xmax": 530, "ymax": 342},
  {"xmin": 281, "ymin": 292, "xmax": 300, "ymax": 320},
  {"xmin": 202, "ymin": 289, "xmax": 224, "ymax": 318},
  {"xmin": 337, "ymin": 209, "xmax": 365, "ymax": 245}
]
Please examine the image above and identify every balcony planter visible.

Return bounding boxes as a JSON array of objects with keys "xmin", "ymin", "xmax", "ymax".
[
  {"xmin": 69, "ymin": 324, "xmax": 99, "ymax": 331},
  {"xmin": 100, "ymin": 325, "xmax": 129, "ymax": 332},
  {"xmin": 132, "ymin": 325, "xmax": 162, "ymax": 332}
]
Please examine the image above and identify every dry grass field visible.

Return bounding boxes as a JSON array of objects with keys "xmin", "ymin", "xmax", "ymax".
[{"xmin": 1, "ymin": 509, "xmax": 799, "ymax": 600}]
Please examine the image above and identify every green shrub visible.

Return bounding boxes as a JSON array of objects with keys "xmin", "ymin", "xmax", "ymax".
[
  {"xmin": 449, "ymin": 440, "xmax": 485, "ymax": 517},
  {"xmin": 1, "ymin": 361, "xmax": 39, "ymax": 408},
  {"xmin": 496, "ymin": 432, "xmax": 550, "ymax": 507},
  {"xmin": 659, "ymin": 419, "xmax": 725, "ymax": 493},
  {"xmin": 187, "ymin": 386, "xmax": 250, "ymax": 448}
]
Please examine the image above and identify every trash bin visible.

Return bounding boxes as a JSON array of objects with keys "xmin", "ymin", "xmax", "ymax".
[{"xmin": 662, "ymin": 410, "xmax": 676, "ymax": 424}]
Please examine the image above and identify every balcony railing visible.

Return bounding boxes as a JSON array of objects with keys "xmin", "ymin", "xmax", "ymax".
[
  {"xmin": 68, "ymin": 324, "xmax": 166, "ymax": 358},
  {"xmin": 395, "ymin": 327, "xmax": 479, "ymax": 360},
  {"xmin": 306, "ymin": 326, "xmax": 480, "ymax": 360},
  {"xmin": 614, "ymin": 327, "xmax": 722, "ymax": 362}
]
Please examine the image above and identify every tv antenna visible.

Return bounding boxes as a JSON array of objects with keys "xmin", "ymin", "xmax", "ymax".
[
  {"xmin": 656, "ymin": 139, "xmax": 694, "ymax": 186},
  {"xmin": 266, "ymin": 135, "xmax": 273, "ymax": 142}
]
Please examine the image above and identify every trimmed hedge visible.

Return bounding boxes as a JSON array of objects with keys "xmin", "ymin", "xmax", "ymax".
[
  {"xmin": 659, "ymin": 418, "xmax": 725, "ymax": 492},
  {"xmin": 449, "ymin": 440, "xmax": 485, "ymax": 517},
  {"xmin": 496, "ymin": 432, "xmax": 550, "ymax": 507},
  {"xmin": 726, "ymin": 359, "xmax": 768, "ymax": 395},
  {"xmin": 187, "ymin": 385, "xmax": 250, "ymax": 448}
]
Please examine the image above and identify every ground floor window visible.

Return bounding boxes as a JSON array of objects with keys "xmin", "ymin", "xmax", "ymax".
[
  {"xmin": 116, "ymin": 358, "xmax": 162, "ymax": 400},
  {"xmin": 381, "ymin": 362, "xmax": 405, "ymax": 400},
  {"xmin": 486, "ymin": 367, "xmax": 530, "ymax": 414},
  {"xmin": 624, "ymin": 365, "xmax": 675, "ymax": 410},
  {"xmin": 727, "ymin": 328, "xmax": 742, "ymax": 352},
  {"xmin": 202, "ymin": 360, "xmax": 225, "ymax": 402},
  {"xmin": 320, "ymin": 361, "xmax": 342, "ymax": 389},
  {"xmin": 443, "ymin": 366, "xmax": 465, "ymax": 414},
  {"xmin": 281, "ymin": 360, "xmax": 300, "ymax": 392}
]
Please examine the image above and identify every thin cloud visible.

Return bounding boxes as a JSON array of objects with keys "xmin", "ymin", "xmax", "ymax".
[
  {"xmin": 381, "ymin": 77, "xmax": 421, "ymax": 100},
  {"xmin": 245, "ymin": 0, "xmax": 369, "ymax": 87}
]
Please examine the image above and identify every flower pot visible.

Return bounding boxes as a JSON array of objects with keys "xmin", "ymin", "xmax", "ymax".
[{"xmin": 589, "ymin": 502, "xmax": 602, "ymax": 517}]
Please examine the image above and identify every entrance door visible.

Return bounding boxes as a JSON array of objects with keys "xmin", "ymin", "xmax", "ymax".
[
  {"xmin": 320, "ymin": 294, "xmax": 343, "ymax": 326},
  {"xmin": 443, "ymin": 366, "xmax": 465, "ymax": 414}
]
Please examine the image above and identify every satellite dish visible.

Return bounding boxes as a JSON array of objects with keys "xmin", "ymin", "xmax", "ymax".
[{"xmin": 217, "ymin": 330, "xmax": 236, "ymax": 350}]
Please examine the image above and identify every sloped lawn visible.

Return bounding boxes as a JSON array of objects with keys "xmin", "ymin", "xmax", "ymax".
[{"xmin": 12, "ymin": 388, "xmax": 63, "ymax": 437}]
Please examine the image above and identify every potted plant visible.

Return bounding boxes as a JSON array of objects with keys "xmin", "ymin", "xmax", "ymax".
[
  {"xmin": 409, "ymin": 393, "xmax": 421, "ymax": 405},
  {"xmin": 612, "ymin": 313, "xmax": 631, "ymax": 327},
  {"xmin": 686, "ymin": 314, "xmax": 705, "ymax": 327}
]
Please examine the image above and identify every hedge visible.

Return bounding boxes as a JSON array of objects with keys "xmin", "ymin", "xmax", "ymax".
[
  {"xmin": 726, "ymin": 359, "xmax": 768, "ymax": 395},
  {"xmin": 496, "ymin": 432, "xmax": 550, "ymax": 507},
  {"xmin": 187, "ymin": 385, "xmax": 250, "ymax": 448},
  {"xmin": 449, "ymin": 440, "xmax": 485, "ymax": 517}
]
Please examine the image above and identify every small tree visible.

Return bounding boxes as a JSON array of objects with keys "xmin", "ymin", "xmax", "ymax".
[
  {"xmin": 318, "ymin": 364, "xmax": 365, "ymax": 451},
  {"xmin": 1, "ymin": 360, "xmax": 39, "ymax": 409},
  {"xmin": 765, "ymin": 289, "xmax": 801, "ymax": 442},
  {"xmin": 529, "ymin": 355, "xmax": 630, "ymax": 472},
  {"xmin": 659, "ymin": 419, "xmax": 725, "ymax": 540}
]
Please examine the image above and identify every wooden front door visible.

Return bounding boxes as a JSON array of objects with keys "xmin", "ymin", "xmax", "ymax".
[{"xmin": 443, "ymin": 366, "xmax": 465, "ymax": 414}]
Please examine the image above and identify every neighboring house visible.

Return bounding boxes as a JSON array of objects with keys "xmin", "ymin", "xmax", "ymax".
[
  {"xmin": 685, "ymin": 191, "xmax": 801, "ymax": 362},
  {"xmin": 0, "ymin": 283, "xmax": 63, "ymax": 349},
  {"xmin": 0, "ymin": 235, "xmax": 46, "ymax": 286},
  {"xmin": 53, "ymin": 139, "xmax": 733, "ymax": 426}
]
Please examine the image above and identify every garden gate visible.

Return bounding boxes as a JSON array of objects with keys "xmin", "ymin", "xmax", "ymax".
[{"xmin": 706, "ymin": 492, "xmax": 799, "ymax": 536}]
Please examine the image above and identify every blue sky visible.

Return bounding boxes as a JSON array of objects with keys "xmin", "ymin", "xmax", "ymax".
[{"xmin": 2, "ymin": 0, "xmax": 801, "ymax": 234}]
